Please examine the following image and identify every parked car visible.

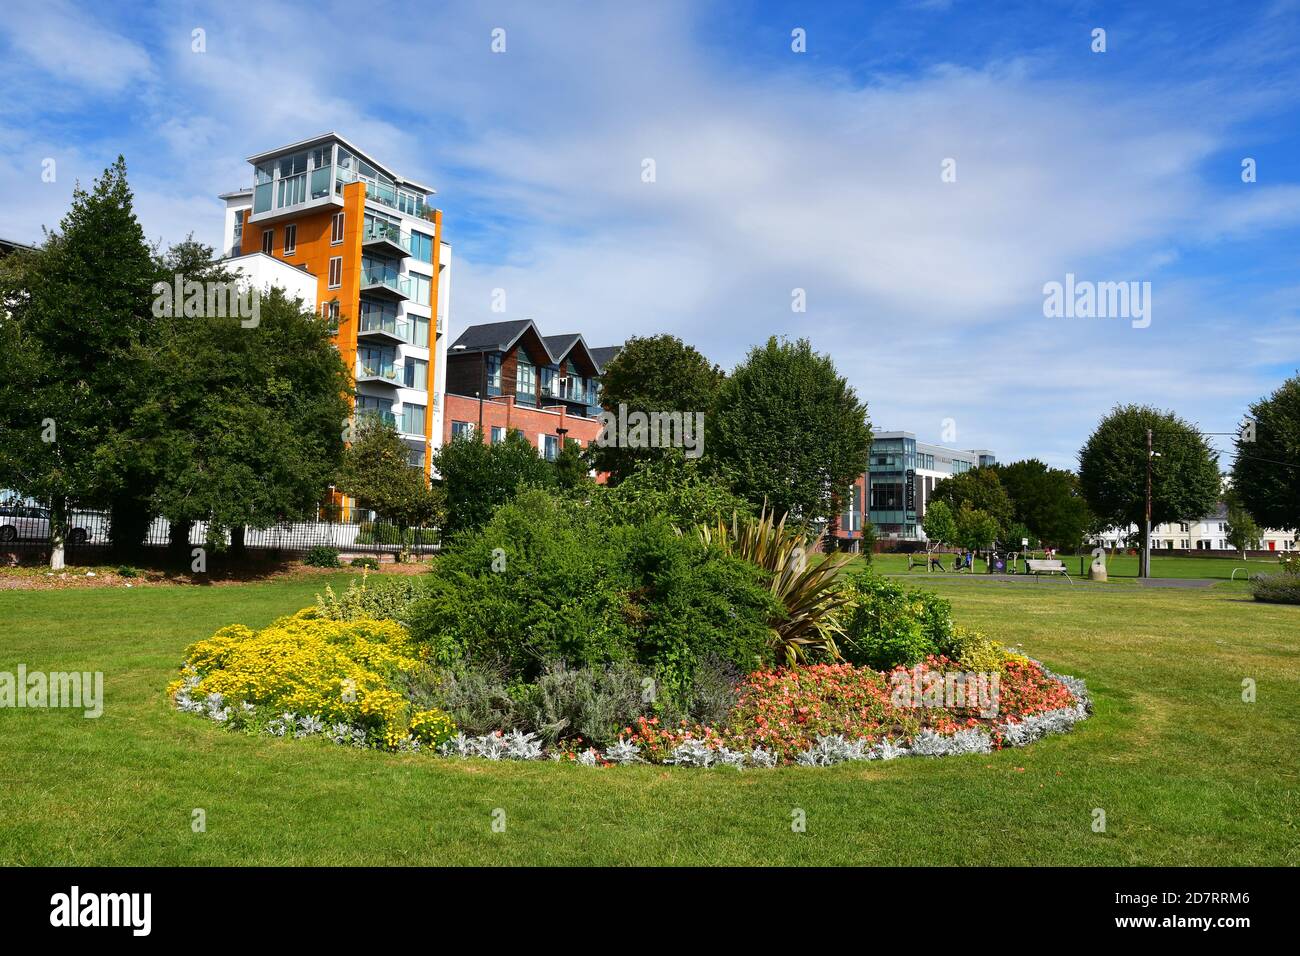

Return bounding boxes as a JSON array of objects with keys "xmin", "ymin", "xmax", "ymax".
[{"xmin": 0, "ymin": 505, "xmax": 94, "ymax": 545}]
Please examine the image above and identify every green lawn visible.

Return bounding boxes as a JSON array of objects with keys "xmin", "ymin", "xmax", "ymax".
[{"xmin": 1, "ymin": 574, "xmax": 1297, "ymax": 865}]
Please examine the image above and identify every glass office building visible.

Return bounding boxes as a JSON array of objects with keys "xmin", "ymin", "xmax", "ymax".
[{"xmin": 837, "ymin": 431, "xmax": 996, "ymax": 547}]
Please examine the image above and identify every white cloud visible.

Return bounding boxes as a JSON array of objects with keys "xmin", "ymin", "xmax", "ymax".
[{"xmin": 1, "ymin": 0, "xmax": 1298, "ymax": 466}]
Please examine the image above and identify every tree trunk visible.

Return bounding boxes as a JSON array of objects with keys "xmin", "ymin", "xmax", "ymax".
[
  {"xmin": 49, "ymin": 497, "xmax": 66, "ymax": 571},
  {"xmin": 230, "ymin": 525, "xmax": 247, "ymax": 558}
]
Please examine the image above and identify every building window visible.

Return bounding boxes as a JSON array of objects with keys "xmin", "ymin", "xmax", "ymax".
[
  {"xmin": 404, "ymin": 358, "xmax": 428, "ymax": 391},
  {"xmin": 409, "ymin": 230, "xmax": 434, "ymax": 263},
  {"xmin": 542, "ymin": 434, "xmax": 559, "ymax": 461},
  {"xmin": 451, "ymin": 420, "xmax": 473, "ymax": 440},
  {"xmin": 516, "ymin": 360, "xmax": 536, "ymax": 404},
  {"xmin": 491, "ymin": 426, "xmax": 505, "ymax": 444},
  {"xmin": 409, "ymin": 273, "xmax": 430, "ymax": 306},
  {"xmin": 321, "ymin": 300, "xmax": 340, "ymax": 333},
  {"xmin": 331, "ymin": 212, "xmax": 345, "ymax": 245},
  {"xmin": 401, "ymin": 403, "xmax": 425, "ymax": 435},
  {"xmin": 283, "ymin": 223, "xmax": 297, "ymax": 256},
  {"xmin": 540, "ymin": 366, "xmax": 558, "ymax": 398},
  {"xmin": 328, "ymin": 256, "xmax": 342, "ymax": 289},
  {"xmin": 485, "ymin": 354, "xmax": 502, "ymax": 395},
  {"xmin": 261, "ymin": 229, "xmax": 274, "ymax": 255},
  {"xmin": 409, "ymin": 315, "xmax": 429, "ymax": 348},
  {"xmin": 232, "ymin": 211, "xmax": 244, "ymax": 249}
]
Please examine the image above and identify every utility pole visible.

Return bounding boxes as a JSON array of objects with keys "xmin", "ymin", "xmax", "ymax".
[{"xmin": 1143, "ymin": 428, "xmax": 1153, "ymax": 578}]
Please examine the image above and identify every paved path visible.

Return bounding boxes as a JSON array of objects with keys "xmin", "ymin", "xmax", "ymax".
[{"xmin": 883, "ymin": 572, "xmax": 1221, "ymax": 589}]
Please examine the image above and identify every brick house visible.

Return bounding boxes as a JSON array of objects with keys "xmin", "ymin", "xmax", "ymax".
[{"xmin": 444, "ymin": 319, "xmax": 620, "ymax": 465}]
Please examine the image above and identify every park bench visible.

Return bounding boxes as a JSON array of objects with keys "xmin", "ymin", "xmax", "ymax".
[{"xmin": 1025, "ymin": 559, "xmax": 1072, "ymax": 583}]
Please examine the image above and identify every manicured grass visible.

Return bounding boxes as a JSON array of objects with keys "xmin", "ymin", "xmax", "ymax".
[{"xmin": 1, "ymin": 574, "xmax": 1297, "ymax": 865}]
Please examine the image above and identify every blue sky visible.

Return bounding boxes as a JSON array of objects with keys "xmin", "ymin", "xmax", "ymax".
[{"xmin": 1, "ymin": 0, "xmax": 1298, "ymax": 469}]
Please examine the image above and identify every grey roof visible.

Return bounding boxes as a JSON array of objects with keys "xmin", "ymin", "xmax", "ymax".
[
  {"xmin": 452, "ymin": 320, "xmax": 622, "ymax": 373},
  {"xmin": 449, "ymin": 320, "xmax": 537, "ymax": 354},
  {"xmin": 589, "ymin": 345, "xmax": 622, "ymax": 371},
  {"xmin": 0, "ymin": 237, "xmax": 37, "ymax": 254},
  {"xmin": 542, "ymin": 334, "xmax": 582, "ymax": 357}
]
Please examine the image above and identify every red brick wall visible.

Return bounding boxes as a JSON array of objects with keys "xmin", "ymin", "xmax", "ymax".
[{"xmin": 443, "ymin": 394, "xmax": 604, "ymax": 467}]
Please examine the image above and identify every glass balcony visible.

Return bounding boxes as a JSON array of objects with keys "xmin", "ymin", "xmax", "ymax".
[
  {"xmin": 356, "ymin": 358, "xmax": 400, "ymax": 386},
  {"xmin": 359, "ymin": 265, "xmax": 411, "ymax": 301},
  {"xmin": 356, "ymin": 408, "xmax": 396, "ymax": 429},
  {"xmin": 361, "ymin": 220, "xmax": 411, "ymax": 259},
  {"xmin": 356, "ymin": 310, "xmax": 410, "ymax": 344},
  {"xmin": 359, "ymin": 180, "xmax": 429, "ymax": 218}
]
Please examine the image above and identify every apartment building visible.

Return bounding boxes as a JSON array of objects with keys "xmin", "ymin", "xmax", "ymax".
[
  {"xmin": 1093, "ymin": 504, "xmax": 1298, "ymax": 553},
  {"xmin": 444, "ymin": 320, "xmax": 620, "ymax": 461},
  {"xmin": 218, "ymin": 134, "xmax": 450, "ymax": 487},
  {"xmin": 836, "ymin": 430, "xmax": 997, "ymax": 548}
]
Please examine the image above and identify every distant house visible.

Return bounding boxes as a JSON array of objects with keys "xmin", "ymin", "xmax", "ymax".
[{"xmin": 445, "ymin": 319, "xmax": 620, "ymax": 462}]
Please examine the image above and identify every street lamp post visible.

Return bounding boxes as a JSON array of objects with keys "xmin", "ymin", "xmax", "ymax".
[{"xmin": 1142, "ymin": 429, "xmax": 1162, "ymax": 578}]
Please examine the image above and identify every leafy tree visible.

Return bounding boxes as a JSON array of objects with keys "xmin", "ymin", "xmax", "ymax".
[
  {"xmin": 954, "ymin": 503, "xmax": 999, "ymax": 556},
  {"xmin": 1224, "ymin": 489, "xmax": 1262, "ymax": 557},
  {"xmin": 0, "ymin": 158, "xmax": 157, "ymax": 568},
  {"xmin": 993, "ymin": 459, "xmax": 1093, "ymax": 551},
  {"xmin": 431, "ymin": 428, "xmax": 555, "ymax": 540},
  {"xmin": 708, "ymin": 337, "xmax": 871, "ymax": 525},
  {"xmin": 598, "ymin": 452, "xmax": 752, "ymax": 529},
  {"xmin": 921, "ymin": 499, "xmax": 957, "ymax": 550},
  {"xmin": 1078, "ymin": 405, "xmax": 1220, "ymax": 567},
  {"xmin": 1002, "ymin": 521, "xmax": 1038, "ymax": 552},
  {"xmin": 928, "ymin": 467, "xmax": 1014, "ymax": 537},
  {"xmin": 1232, "ymin": 375, "xmax": 1300, "ymax": 532},
  {"xmin": 592, "ymin": 334, "xmax": 724, "ymax": 483},
  {"xmin": 338, "ymin": 417, "xmax": 441, "ymax": 532},
  {"xmin": 553, "ymin": 437, "xmax": 593, "ymax": 493},
  {"xmin": 133, "ymin": 285, "xmax": 352, "ymax": 556}
]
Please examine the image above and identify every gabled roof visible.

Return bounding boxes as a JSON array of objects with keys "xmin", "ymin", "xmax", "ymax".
[
  {"xmin": 542, "ymin": 334, "xmax": 581, "ymax": 358},
  {"xmin": 452, "ymin": 321, "xmax": 622, "ymax": 375},
  {"xmin": 589, "ymin": 345, "xmax": 622, "ymax": 371},
  {"xmin": 449, "ymin": 319, "xmax": 537, "ymax": 354}
]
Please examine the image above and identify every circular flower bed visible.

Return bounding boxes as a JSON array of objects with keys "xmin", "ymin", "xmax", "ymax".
[{"xmin": 169, "ymin": 607, "xmax": 1090, "ymax": 767}]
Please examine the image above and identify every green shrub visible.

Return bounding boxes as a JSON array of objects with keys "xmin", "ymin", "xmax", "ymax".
[
  {"xmin": 115, "ymin": 565, "xmax": 139, "ymax": 578},
  {"xmin": 401, "ymin": 663, "xmax": 523, "ymax": 738},
  {"xmin": 839, "ymin": 571, "xmax": 954, "ymax": 669},
  {"xmin": 597, "ymin": 454, "xmax": 752, "ymax": 529},
  {"xmin": 315, "ymin": 575, "xmax": 433, "ymax": 625},
  {"xmin": 515, "ymin": 660, "xmax": 649, "ymax": 747},
  {"xmin": 1252, "ymin": 573, "xmax": 1300, "ymax": 605},
  {"xmin": 406, "ymin": 489, "xmax": 780, "ymax": 704},
  {"xmin": 303, "ymin": 546, "xmax": 340, "ymax": 568},
  {"xmin": 350, "ymin": 556, "xmax": 380, "ymax": 570}
]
